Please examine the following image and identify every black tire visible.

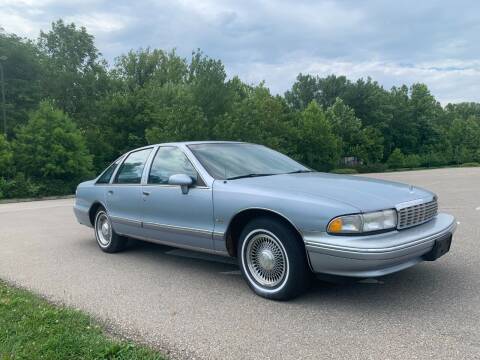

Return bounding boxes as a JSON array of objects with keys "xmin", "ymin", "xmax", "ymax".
[
  {"xmin": 237, "ymin": 217, "xmax": 312, "ymax": 300},
  {"xmin": 94, "ymin": 207, "xmax": 128, "ymax": 253}
]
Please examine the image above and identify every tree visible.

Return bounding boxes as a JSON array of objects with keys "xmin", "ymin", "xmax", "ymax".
[
  {"xmin": 145, "ymin": 83, "xmax": 209, "ymax": 144},
  {"xmin": 188, "ymin": 50, "xmax": 232, "ymax": 136},
  {"xmin": 0, "ymin": 134, "xmax": 13, "ymax": 176},
  {"xmin": 284, "ymin": 74, "xmax": 319, "ymax": 110},
  {"xmin": 91, "ymin": 88, "xmax": 154, "ymax": 169},
  {"xmin": 445, "ymin": 102, "xmax": 480, "ymax": 121},
  {"xmin": 294, "ymin": 101, "xmax": 340, "ymax": 171},
  {"xmin": 449, "ymin": 117, "xmax": 480, "ymax": 164},
  {"xmin": 285, "ymin": 74, "xmax": 351, "ymax": 110},
  {"xmin": 188, "ymin": 51, "xmax": 232, "ymax": 127},
  {"xmin": 13, "ymin": 101, "xmax": 93, "ymax": 194},
  {"xmin": 113, "ymin": 48, "xmax": 188, "ymax": 90},
  {"xmin": 326, "ymin": 98, "xmax": 364, "ymax": 158},
  {"xmin": 342, "ymin": 77, "xmax": 391, "ymax": 130},
  {"xmin": 213, "ymin": 84, "xmax": 295, "ymax": 153},
  {"xmin": 37, "ymin": 20, "xmax": 109, "ymax": 121},
  {"xmin": 317, "ymin": 75, "xmax": 350, "ymax": 108},
  {"xmin": 0, "ymin": 33, "xmax": 43, "ymax": 132},
  {"xmin": 388, "ymin": 85, "xmax": 416, "ymax": 154},
  {"xmin": 92, "ymin": 49, "xmax": 235, "ymax": 170},
  {"xmin": 358, "ymin": 127, "xmax": 384, "ymax": 164},
  {"xmin": 410, "ymin": 83, "xmax": 444, "ymax": 154},
  {"xmin": 286, "ymin": 75, "xmax": 393, "ymax": 160}
]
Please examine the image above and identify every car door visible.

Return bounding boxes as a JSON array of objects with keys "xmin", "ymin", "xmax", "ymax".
[
  {"xmin": 106, "ymin": 147, "xmax": 153, "ymax": 238},
  {"xmin": 141, "ymin": 146, "xmax": 214, "ymax": 251}
]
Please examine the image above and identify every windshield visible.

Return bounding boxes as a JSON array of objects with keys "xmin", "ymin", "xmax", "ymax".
[{"xmin": 188, "ymin": 143, "xmax": 310, "ymax": 180}]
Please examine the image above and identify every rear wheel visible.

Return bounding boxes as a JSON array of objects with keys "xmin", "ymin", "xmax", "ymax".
[
  {"xmin": 94, "ymin": 207, "xmax": 128, "ymax": 253},
  {"xmin": 237, "ymin": 217, "xmax": 312, "ymax": 300}
]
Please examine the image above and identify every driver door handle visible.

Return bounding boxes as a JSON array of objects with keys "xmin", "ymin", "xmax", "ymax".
[{"xmin": 142, "ymin": 191, "xmax": 151, "ymax": 196}]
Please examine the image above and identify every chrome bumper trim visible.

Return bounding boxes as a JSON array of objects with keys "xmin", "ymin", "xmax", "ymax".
[
  {"xmin": 110, "ymin": 215, "xmax": 142, "ymax": 227},
  {"xmin": 143, "ymin": 221, "xmax": 212, "ymax": 238},
  {"xmin": 303, "ymin": 213, "xmax": 456, "ymax": 277},
  {"xmin": 305, "ymin": 220, "xmax": 456, "ymax": 255}
]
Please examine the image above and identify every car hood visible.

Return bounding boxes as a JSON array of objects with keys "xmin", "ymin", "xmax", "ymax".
[{"xmin": 230, "ymin": 172, "xmax": 435, "ymax": 212}]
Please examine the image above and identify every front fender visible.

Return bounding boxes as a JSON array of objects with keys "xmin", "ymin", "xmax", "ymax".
[{"xmin": 212, "ymin": 180, "xmax": 359, "ymax": 250}]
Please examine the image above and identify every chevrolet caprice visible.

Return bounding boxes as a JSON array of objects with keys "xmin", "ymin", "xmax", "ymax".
[{"xmin": 74, "ymin": 142, "xmax": 456, "ymax": 300}]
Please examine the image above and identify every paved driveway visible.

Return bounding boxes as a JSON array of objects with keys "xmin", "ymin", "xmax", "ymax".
[{"xmin": 0, "ymin": 168, "xmax": 479, "ymax": 359}]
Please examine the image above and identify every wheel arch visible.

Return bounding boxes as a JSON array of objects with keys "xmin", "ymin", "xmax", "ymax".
[
  {"xmin": 224, "ymin": 208, "xmax": 305, "ymax": 257},
  {"xmin": 88, "ymin": 201, "xmax": 106, "ymax": 226}
]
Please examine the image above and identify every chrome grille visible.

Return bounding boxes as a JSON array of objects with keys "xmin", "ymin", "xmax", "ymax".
[{"xmin": 397, "ymin": 198, "xmax": 438, "ymax": 229}]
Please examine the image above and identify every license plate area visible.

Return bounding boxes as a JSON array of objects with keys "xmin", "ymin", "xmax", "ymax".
[{"xmin": 424, "ymin": 234, "xmax": 452, "ymax": 261}]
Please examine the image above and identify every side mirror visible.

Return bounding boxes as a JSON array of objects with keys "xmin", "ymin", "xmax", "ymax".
[{"xmin": 168, "ymin": 174, "xmax": 193, "ymax": 194}]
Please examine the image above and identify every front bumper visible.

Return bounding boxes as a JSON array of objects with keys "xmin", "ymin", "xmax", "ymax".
[{"xmin": 303, "ymin": 213, "xmax": 456, "ymax": 277}]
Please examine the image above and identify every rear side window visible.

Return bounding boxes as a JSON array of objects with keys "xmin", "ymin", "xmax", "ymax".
[
  {"xmin": 148, "ymin": 147, "xmax": 200, "ymax": 185},
  {"xmin": 114, "ymin": 148, "xmax": 152, "ymax": 184},
  {"xmin": 96, "ymin": 158, "xmax": 122, "ymax": 184}
]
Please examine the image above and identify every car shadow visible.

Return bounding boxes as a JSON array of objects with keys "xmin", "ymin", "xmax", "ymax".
[
  {"xmin": 125, "ymin": 238, "xmax": 239, "ymax": 271},
  {"xmin": 102, "ymin": 238, "xmax": 465, "ymax": 309},
  {"xmin": 299, "ymin": 263, "xmax": 465, "ymax": 310}
]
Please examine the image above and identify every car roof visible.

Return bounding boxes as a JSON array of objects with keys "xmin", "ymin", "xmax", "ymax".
[
  {"xmin": 159, "ymin": 140, "xmax": 244, "ymax": 146},
  {"xmin": 128, "ymin": 141, "xmax": 246, "ymax": 152}
]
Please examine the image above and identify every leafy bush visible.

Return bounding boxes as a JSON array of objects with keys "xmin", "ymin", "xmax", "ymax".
[
  {"xmin": 460, "ymin": 162, "xmax": 480, "ymax": 167},
  {"xmin": 387, "ymin": 148, "xmax": 405, "ymax": 169},
  {"xmin": 403, "ymin": 154, "xmax": 422, "ymax": 168},
  {"xmin": 354, "ymin": 163, "xmax": 387, "ymax": 173},
  {"xmin": 0, "ymin": 173, "xmax": 40, "ymax": 199},
  {"xmin": 330, "ymin": 168, "xmax": 358, "ymax": 174},
  {"xmin": 13, "ymin": 101, "xmax": 93, "ymax": 196},
  {"xmin": 420, "ymin": 151, "xmax": 451, "ymax": 167}
]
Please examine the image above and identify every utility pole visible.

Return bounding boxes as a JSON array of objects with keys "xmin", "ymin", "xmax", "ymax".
[{"xmin": 0, "ymin": 56, "xmax": 6, "ymax": 137}]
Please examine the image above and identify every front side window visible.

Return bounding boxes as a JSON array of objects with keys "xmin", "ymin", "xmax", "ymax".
[
  {"xmin": 148, "ymin": 147, "xmax": 199, "ymax": 185},
  {"xmin": 188, "ymin": 143, "xmax": 310, "ymax": 180},
  {"xmin": 96, "ymin": 157, "xmax": 122, "ymax": 184},
  {"xmin": 114, "ymin": 148, "xmax": 152, "ymax": 184}
]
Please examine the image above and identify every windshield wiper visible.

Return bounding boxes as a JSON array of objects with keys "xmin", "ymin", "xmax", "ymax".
[
  {"xmin": 286, "ymin": 170, "xmax": 314, "ymax": 174},
  {"xmin": 226, "ymin": 173, "xmax": 275, "ymax": 180},
  {"xmin": 227, "ymin": 170, "xmax": 312, "ymax": 180}
]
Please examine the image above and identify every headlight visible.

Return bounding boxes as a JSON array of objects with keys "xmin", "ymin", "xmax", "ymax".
[{"xmin": 327, "ymin": 209, "xmax": 397, "ymax": 234}]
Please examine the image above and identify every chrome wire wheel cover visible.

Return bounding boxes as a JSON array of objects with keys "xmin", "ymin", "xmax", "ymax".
[
  {"xmin": 96, "ymin": 212, "xmax": 112, "ymax": 247},
  {"xmin": 245, "ymin": 232, "xmax": 287, "ymax": 288}
]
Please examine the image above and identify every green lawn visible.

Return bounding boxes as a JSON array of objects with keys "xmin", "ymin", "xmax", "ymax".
[{"xmin": 0, "ymin": 281, "xmax": 165, "ymax": 360}]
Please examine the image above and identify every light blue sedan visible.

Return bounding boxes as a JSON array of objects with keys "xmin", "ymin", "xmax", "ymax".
[{"xmin": 74, "ymin": 141, "xmax": 456, "ymax": 300}]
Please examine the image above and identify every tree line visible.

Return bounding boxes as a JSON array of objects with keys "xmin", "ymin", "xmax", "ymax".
[{"xmin": 1, "ymin": 20, "xmax": 479, "ymax": 199}]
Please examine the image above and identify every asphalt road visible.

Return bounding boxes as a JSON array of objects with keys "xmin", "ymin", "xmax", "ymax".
[{"xmin": 1, "ymin": 167, "xmax": 479, "ymax": 359}]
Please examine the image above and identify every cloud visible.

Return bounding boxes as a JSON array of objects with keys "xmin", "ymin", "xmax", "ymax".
[
  {"xmin": 64, "ymin": 13, "xmax": 132, "ymax": 34},
  {"xmin": 231, "ymin": 58, "xmax": 480, "ymax": 104},
  {"xmin": 0, "ymin": 0, "xmax": 479, "ymax": 103}
]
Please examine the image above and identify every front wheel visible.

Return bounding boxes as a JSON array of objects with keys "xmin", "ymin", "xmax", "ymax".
[
  {"xmin": 94, "ymin": 207, "xmax": 128, "ymax": 253},
  {"xmin": 237, "ymin": 217, "xmax": 312, "ymax": 300}
]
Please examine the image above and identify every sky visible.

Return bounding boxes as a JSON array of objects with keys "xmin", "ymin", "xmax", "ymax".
[{"xmin": 1, "ymin": 0, "xmax": 479, "ymax": 104}]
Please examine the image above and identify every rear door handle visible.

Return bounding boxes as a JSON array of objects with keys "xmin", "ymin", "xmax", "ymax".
[{"xmin": 107, "ymin": 190, "xmax": 114, "ymax": 195}]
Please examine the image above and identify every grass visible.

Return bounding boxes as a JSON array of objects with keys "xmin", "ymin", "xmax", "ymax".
[{"xmin": 0, "ymin": 281, "xmax": 165, "ymax": 360}]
